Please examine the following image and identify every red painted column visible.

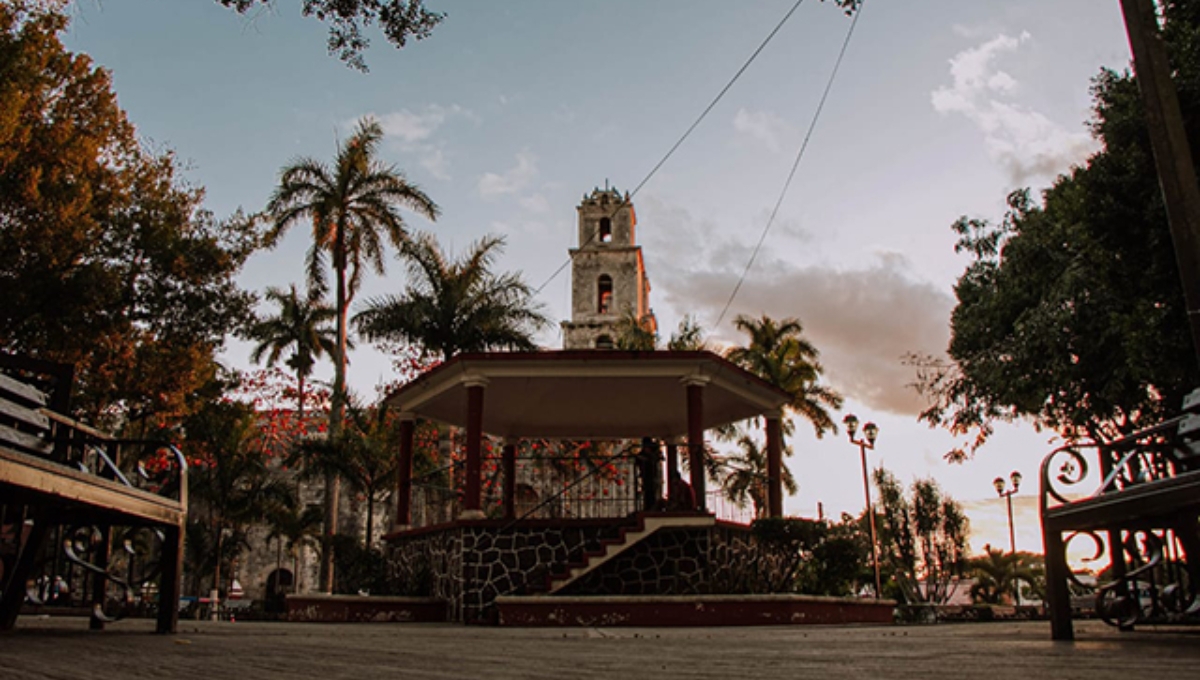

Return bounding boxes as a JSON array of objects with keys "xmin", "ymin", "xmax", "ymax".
[
  {"xmin": 502, "ymin": 439, "xmax": 517, "ymax": 520},
  {"xmin": 395, "ymin": 414, "xmax": 416, "ymax": 528},
  {"xmin": 765, "ymin": 411, "xmax": 783, "ymax": 518},
  {"xmin": 462, "ymin": 380, "xmax": 487, "ymax": 518},
  {"xmin": 684, "ymin": 378, "xmax": 708, "ymax": 511}
]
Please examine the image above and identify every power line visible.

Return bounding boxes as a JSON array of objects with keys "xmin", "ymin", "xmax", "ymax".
[
  {"xmin": 713, "ymin": 2, "xmax": 866, "ymax": 331},
  {"xmin": 534, "ymin": 0, "xmax": 811, "ymax": 296}
]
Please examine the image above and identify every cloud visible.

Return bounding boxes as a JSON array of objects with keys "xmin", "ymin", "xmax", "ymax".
[
  {"xmin": 642, "ymin": 201, "xmax": 952, "ymax": 416},
  {"xmin": 931, "ymin": 32, "xmax": 1096, "ymax": 184},
  {"xmin": 375, "ymin": 104, "xmax": 474, "ymax": 143},
  {"xmin": 415, "ymin": 147, "xmax": 449, "ymax": 181},
  {"xmin": 520, "ymin": 193, "xmax": 550, "ymax": 214},
  {"xmin": 732, "ymin": 108, "xmax": 796, "ymax": 153},
  {"xmin": 478, "ymin": 151, "xmax": 538, "ymax": 197},
  {"xmin": 360, "ymin": 104, "xmax": 476, "ymax": 181}
]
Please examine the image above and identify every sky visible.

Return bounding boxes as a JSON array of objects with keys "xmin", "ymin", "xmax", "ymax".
[{"xmin": 61, "ymin": 0, "xmax": 1135, "ymax": 562}]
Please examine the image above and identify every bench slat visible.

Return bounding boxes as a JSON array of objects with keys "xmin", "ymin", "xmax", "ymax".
[
  {"xmin": 0, "ymin": 422, "xmax": 52, "ymax": 456},
  {"xmin": 0, "ymin": 372, "xmax": 49, "ymax": 407},
  {"xmin": 0, "ymin": 395, "xmax": 50, "ymax": 430},
  {"xmin": 1044, "ymin": 470, "xmax": 1200, "ymax": 532},
  {"xmin": 0, "ymin": 447, "xmax": 184, "ymax": 526}
]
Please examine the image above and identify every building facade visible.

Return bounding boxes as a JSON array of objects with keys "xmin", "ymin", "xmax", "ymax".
[{"xmin": 561, "ymin": 186, "xmax": 656, "ymax": 349}]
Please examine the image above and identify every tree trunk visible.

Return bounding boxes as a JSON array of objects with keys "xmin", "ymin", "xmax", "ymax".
[
  {"xmin": 297, "ymin": 372, "xmax": 306, "ymax": 428},
  {"xmin": 320, "ymin": 229, "xmax": 348, "ymax": 594},
  {"xmin": 365, "ymin": 491, "xmax": 375, "ymax": 550}
]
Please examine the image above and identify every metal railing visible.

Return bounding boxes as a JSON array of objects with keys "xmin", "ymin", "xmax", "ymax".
[{"xmin": 404, "ymin": 452, "xmax": 759, "ymax": 529}]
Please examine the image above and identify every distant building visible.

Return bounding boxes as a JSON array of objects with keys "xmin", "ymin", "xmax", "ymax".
[{"xmin": 561, "ymin": 186, "xmax": 656, "ymax": 349}]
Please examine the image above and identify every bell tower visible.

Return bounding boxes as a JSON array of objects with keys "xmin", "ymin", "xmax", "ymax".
[{"xmin": 562, "ymin": 185, "xmax": 656, "ymax": 349}]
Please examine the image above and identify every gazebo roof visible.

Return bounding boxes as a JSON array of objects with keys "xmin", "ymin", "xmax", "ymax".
[{"xmin": 382, "ymin": 350, "xmax": 790, "ymax": 440}]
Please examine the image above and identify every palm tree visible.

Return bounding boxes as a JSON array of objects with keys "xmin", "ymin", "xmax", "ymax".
[
  {"xmin": 266, "ymin": 116, "xmax": 439, "ymax": 592},
  {"xmin": 353, "ymin": 232, "xmax": 549, "ymax": 361},
  {"xmin": 184, "ymin": 399, "xmax": 295, "ymax": 601},
  {"xmin": 725, "ymin": 314, "xmax": 842, "ymax": 436},
  {"xmin": 293, "ymin": 403, "xmax": 400, "ymax": 550},
  {"xmin": 248, "ymin": 284, "xmax": 339, "ymax": 422},
  {"xmin": 968, "ymin": 545, "xmax": 1043, "ymax": 605},
  {"xmin": 612, "ymin": 310, "xmax": 658, "ymax": 350},
  {"xmin": 666, "ymin": 315, "xmax": 708, "ymax": 351},
  {"xmin": 724, "ymin": 314, "xmax": 840, "ymax": 511},
  {"xmin": 265, "ymin": 502, "xmax": 324, "ymax": 599},
  {"xmin": 720, "ymin": 434, "xmax": 798, "ymax": 519}
]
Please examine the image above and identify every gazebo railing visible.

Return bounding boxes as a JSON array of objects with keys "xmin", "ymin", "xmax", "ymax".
[
  {"xmin": 407, "ymin": 454, "xmax": 643, "ymax": 528},
  {"xmin": 406, "ymin": 455, "xmax": 758, "ymax": 529}
]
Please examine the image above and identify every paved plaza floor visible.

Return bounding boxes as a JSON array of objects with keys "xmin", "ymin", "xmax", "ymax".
[{"xmin": 2, "ymin": 617, "xmax": 1198, "ymax": 679}]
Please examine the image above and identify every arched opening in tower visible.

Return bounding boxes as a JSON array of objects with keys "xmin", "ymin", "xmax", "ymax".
[{"xmin": 597, "ymin": 275, "xmax": 613, "ymax": 313}]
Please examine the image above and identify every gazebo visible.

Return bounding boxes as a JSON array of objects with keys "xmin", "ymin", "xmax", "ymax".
[
  {"xmin": 383, "ymin": 350, "xmax": 793, "ymax": 523},
  {"xmin": 378, "ymin": 350, "xmax": 796, "ymax": 623}
]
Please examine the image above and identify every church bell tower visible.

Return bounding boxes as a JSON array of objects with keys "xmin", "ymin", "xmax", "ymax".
[{"xmin": 561, "ymin": 185, "xmax": 656, "ymax": 349}]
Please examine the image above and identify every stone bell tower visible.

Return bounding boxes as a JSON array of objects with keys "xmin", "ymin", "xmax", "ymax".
[{"xmin": 562, "ymin": 185, "xmax": 656, "ymax": 349}]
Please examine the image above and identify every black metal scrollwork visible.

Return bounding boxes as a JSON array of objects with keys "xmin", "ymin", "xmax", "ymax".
[
  {"xmin": 59, "ymin": 525, "xmax": 166, "ymax": 622},
  {"xmin": 1041, "ymin": 445, "xmax": 1092, "ymax": 506}
]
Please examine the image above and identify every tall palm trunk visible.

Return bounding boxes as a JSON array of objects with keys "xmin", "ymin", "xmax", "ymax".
[
  {"xmin": 319, "ymin": 230, "xmax": 348, "ymax": 593},
  {"xmin": 365, "ymin": 493, "xmax": 375, "ymax": 550},
  {"xmin": 297, "ymin": 372, "xmax": 306, "ymax": 425}
]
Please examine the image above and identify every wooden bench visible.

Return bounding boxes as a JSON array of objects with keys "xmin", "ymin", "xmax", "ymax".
[
  {"xmin": 0, "ymin": 353, "xmax": 186, "ymax": 634},
  {"xmin": 1040, "ymin": 391, "xmax": 1200, "ymax": 640}
]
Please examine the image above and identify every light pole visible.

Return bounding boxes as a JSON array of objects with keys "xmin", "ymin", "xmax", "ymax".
[
  {"xmin": 993, "ymin": 471, "xmax": 1022, "ymax": 606},
  {"xmin": 844, "ymin": 413, "xmax": 882, "ymax": 599}
]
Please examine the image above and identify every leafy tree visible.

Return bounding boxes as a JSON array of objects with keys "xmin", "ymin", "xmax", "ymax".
[
  {"xmin": 354, "ymin": 232, "xmax": 548, "ymax": 361},
  {"xmin": 796, "ymin": 513, "xmax": 872, "ymax": 597},
  {"xmin": 218, "ymin": 0, "xmax": 444, "ymax": 71},
  {"xmin": 183, "ymin": 396, "xmax": 295, "ymax": 598},
  {"xmin": 0, "ymin": 2, "xmax": 257, "ymax": 423},
  {"xmin": 872, "ymin": 468, "xmax": 969, "ymax": 605},
  {"xmin": 743, "ymin": 515, "xmax": 868, "ymax": 595},
  {"xmin": 916, "ymin": 1, "xmax": 1200, "ymax": 459},
  {"xmin": 266, "ymin": 115, "xmax": 438, "ymax": 591},
  {"xmin": 248, "ymin": 284, "xmax": 339, "ymax": 422}
]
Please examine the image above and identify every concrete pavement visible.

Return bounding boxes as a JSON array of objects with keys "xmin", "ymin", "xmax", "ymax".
[{"xmin": 2, "ymin": 617, "xmax": 1198, "ymax": 679}]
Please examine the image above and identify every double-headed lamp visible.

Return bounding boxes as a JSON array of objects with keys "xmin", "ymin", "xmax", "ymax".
[
  {"xmin": 863, "ymin": 422, "xmax": 878, "ymax": 446},
  {"xmin": 843, "ymin": 414, "xmax": 859, "ymax": 438}
]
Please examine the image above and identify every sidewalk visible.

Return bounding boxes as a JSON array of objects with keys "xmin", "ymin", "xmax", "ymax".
[{"xmin": 2, "ymin": 617, "xmax": 1198, "ymax": 679}]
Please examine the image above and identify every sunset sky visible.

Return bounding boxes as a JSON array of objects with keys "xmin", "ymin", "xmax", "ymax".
[{"xmin": 62, "ymin": 0, "xmax": 1136, "ymax": 560}]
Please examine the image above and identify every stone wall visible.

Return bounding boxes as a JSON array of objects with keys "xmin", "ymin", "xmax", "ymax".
[
  {"xmin": 386, "ymin": 520, "xmax": 794, "ymax": 623},
  {"xmin": 388, "ymin": 525, "xmax": 464, "ymax": 621},
  {"xmin": 559, "ymin": 524, "xmax": 772, "ymax": 597},
  {"xmin": 387, "ymin": 520, "xmax": 625, "ymax": 623}
]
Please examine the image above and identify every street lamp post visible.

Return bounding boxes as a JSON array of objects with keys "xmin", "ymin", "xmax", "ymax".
[
  {"xmin": 844, "ymin": 414, "xmax": 882, "ymax": 599},
  {"xmin": 993, "ymin": 471, "xmax": 1023, "ymax": 606}
]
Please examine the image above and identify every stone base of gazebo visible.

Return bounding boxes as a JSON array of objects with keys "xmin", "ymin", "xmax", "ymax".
[
  {"xmin": 494, "ymin": 594, "xmax": 896, "ymax": 627},
  {"xmin": 384, "ymin": 515, "xmax": 862, "ymax": 625}
]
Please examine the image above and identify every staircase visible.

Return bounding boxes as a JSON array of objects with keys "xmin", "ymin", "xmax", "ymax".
[{"xmin": 540, "ymin": 513, "xmax": 716, "ymax": 595}]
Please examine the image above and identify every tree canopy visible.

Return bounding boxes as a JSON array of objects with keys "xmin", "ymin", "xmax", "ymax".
[
  {"xmin": 916, "ymin": 0, "xmax": 1200, "ymax": 456},
  {"xmin": 873, "ymin": 468, "xmax": 969, "ymax": 605},
  {"xmin": 0, "ymin": 2, "xmax": 257, "ymax": 422},
  {"xmin": 354, "ymin": 232, "xmax": 548, "ymax": 361},
  {"xmin": 725, "ymin": 314, "xmax": 842, "ymax": 437},
  {"xmin": 219, "ymin": 0, "xmax": 443, "ymax": 72}
]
